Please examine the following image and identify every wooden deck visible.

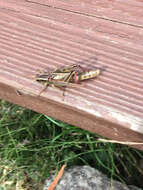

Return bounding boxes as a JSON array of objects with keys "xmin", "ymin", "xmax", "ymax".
[{"xmin": 0, "ymin": 0, "xmax": 143, "ymax": 150}]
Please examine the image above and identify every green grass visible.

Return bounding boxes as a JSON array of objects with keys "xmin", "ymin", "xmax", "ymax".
[{"xmin": 0, "ymin": 99, "xmax": 143, "ymax": 190}]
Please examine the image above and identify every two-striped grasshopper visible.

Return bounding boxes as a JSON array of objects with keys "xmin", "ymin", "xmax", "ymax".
[{"xmin": 35, "ymin": 64, "xmax": 100, "ymax": 98}]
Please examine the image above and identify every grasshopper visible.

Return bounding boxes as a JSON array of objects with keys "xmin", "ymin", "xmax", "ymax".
[{"xmin": 35, "ymin": 64, "xmax": 100, "ymax": 99}]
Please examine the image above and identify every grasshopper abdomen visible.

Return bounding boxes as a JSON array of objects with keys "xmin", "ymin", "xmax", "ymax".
[{"xmin": 79, "ymin": 69, "xmax": 100, "ymax": 81}]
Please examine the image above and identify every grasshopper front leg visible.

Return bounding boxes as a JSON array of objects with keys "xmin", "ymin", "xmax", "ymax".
[{"xmin": 38, "ymin": 82, "xmax": 49, "ymax": 96}]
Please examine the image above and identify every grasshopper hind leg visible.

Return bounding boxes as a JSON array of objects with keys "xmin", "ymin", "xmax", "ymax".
[
  {"xmin": 62, "ymin": 87, "xmax": 66, "ymax": 101},
  {"xmin": 53, "ymin": 85, "xmax": 66, "ymax": 101}
]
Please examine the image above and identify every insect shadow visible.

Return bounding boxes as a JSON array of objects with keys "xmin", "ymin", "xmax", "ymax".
[{"xmin": 75, "ymin": 57, "xmax": 107, "ymax": 75}]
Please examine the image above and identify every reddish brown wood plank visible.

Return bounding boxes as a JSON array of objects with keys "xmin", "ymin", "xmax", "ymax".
[
  {"xmin": 27, "ymin": 0, "xmax": 143, "ymax": 27},
  {"xmin": 0, "ymin": 1, "xmax": 143, "ymax": 150}
]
